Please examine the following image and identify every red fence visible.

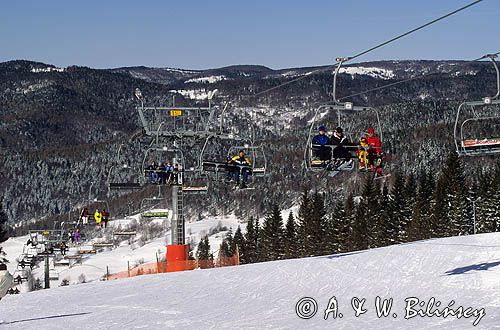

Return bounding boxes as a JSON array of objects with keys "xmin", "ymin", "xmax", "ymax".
[{"xmin": 106, "ymin": 255, "xmax": 240, "ymax": 280}]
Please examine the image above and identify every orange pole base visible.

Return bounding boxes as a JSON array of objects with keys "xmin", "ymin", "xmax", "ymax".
[{"xmin": 166, "ymin": 244, "xmax": 189, "ymax": 272}]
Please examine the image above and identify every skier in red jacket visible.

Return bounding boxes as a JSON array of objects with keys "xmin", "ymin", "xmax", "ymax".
[{"xmin": 365, "ymin": 127, "xmax": 383, "ymax": 176}]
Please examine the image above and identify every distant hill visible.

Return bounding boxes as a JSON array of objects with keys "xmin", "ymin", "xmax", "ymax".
[{"xmin": 0, "ymin": 59, "xmax": 497, "ymax": 226}]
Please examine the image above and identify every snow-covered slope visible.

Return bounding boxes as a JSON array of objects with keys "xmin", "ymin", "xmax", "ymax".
[
  {"xmin": 1, "ymin": 233, "xmax": 500, "ymax": 329},
  {"xmin": 1, "ymin": 211, "xmax": 241, "ymax": 289}
]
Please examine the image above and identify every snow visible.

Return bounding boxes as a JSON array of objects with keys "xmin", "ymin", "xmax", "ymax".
[
  {"xmin": 161, "ymin": 67, "xmax": 199, "ymax": 74},
  {"xmin": 339, "ymin": 66, "xmax": 395, "ymax": 80},
  {"xmin": 279, "ymin": 70, "xmax": 309, "ymax": 78},
  {"xmin": 1, "ymin": 232, "xmax": 500, "ymax": 329},
  {"xmin": 1, "ymin": 210, "xmax": 242, "ymax": 289},
  {"xmin": 184, "ymin": 75, "xmax": 228, "ymax": 84},
  {"xmin": 13, "ymin": 81, "xmax": 53, "ymax": 95},
  {"xmin": 169, "ymin": 89, "xmax": 209, "ymax": 100},
  {"xmin": 30, "ymin": 67, "xmax": 65, "ymax": 73}
]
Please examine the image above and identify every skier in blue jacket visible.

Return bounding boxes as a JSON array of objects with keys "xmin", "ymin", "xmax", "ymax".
[{"xmin": 312, "ymin": 125, "xmax": 332, "ymax": 161}]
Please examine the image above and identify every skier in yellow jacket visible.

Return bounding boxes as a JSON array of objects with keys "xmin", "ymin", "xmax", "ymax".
[
  {"xmin": 229, "ymin": 150, "xmax": 251, "ymax": 188},
  {"xmin": 357, "ymin": 137, "xmax": 370, "ymax": 171},
  {"xmin": 94, "ymin": 209, "xmax": 102, "ymax": 227}
]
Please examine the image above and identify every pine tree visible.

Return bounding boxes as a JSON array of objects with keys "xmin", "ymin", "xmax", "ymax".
[
  {"xmin": 352, "ymin": 178, "xmax": 379, "ymax": 250},
  {"xmin": 218, "ymin": 238, "xmax": 232, "ymax": 263},
  {"xmin": 402, "ymin": 174, "xmax": 417, "ymax": 241},
  {"xmin": 408, "ymin": 170, "xmax": 434, "ymax": 241},
  {"xmin": 260, "ymin": 204, "xmax": 285, "ymax": 261},
  {"xmin": 387, "ymin": 172, "xmax": 409, "ymax": 243},
  {"xmin": 327, "ymin": 201, "xmax": 347, "ymax": 253},
  {"xmin": 0, "ymin": 198, "xmax": 9, "ymax": 264},
  {"xmin": 378, "ymin": 184, "xmax": 392, "ymax": 246},
  {"xmin": 284, "ymin": 212, "xmax": 297, "ymax": 259},
  {"xmin": 343, "ymin": 194, "xmax": 356, "ymax": 252},
  {"xmin": 296, "ymin": 189, "xmax": 312, "ymax": 257},
  {"xmin": 0, "ymin": 198, "xmax": 9, "ymax": 244},
  {"xmin": 196, "ymin": 235, "xmax": 211, "ymax": 260},
  {"xmin": 431, "ymin": 153, "xmax": 469, "ymax": 237},
  {"xmin": 366, "ymin": 180, "xmax": 383, "ymax": 248},
  {"xmin": 245, "ymin": 216, "xmax": 260, "ymax": 263},
  {"xmin": 232, "ymin": 226, "xmax": 246, "ymax": 262},
  {"xmin": 477, "ymin": 162, "xmax": 500, "ymax": 233},
  {"xmin": 444, "ymin": 153, "xmax": 470, "ymax": 235},
  {"xmin": 225, "ymin": 229, "xmax": 235, "ymax": 256},
  {"xmin": 430, "ymin": 169, "xmax": 449, "ymax": 238},
  {"xmin": 310, "ymin": 192, "xmax": 328, "ymax": 255}
]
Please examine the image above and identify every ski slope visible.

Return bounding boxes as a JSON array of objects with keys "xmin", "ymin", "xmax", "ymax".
[
  {"xmin": 1, "ymin": 211, "xmax": 241, "ymax": 288},
  {"xmin": 1, "ymin": 233, "xmax": 500, "ymax": 329}
]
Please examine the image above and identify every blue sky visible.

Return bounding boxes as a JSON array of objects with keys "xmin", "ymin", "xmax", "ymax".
[{"xmin": 1, "ymin": 0, "xmax": 498, "ymax": 69}]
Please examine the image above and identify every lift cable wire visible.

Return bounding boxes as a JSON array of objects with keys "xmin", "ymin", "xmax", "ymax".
[
  {"xmin": 257, "ymin": 50, "xmax": 500, "ymax": 118},
  {"xmin": 250, "ymin": 0, "xmax": 485, "ymax": 99},
  {"xmin": 339, "ymin": 50, "xmax": 500, "ymax": 101}
]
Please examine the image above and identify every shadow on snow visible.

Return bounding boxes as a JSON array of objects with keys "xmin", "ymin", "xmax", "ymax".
[
  {"xmin": 3, "ymin": 312, "xmax": 92, "ymax": 325},
  {"xmin": 444, "ymin": 260, "xmax": 500, "ymax": 276}
]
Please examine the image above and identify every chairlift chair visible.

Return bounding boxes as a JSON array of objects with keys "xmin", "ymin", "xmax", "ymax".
[
  {"xmin": 140, "ymin": 196, "xmax": 167, "ymax": 212},
  {"xmin": 304, "ymin": 103, "xmax": 383, "ymax": 173},
  {"xmin": 142, "ymin": 146, "xmax": 186, "ymax": 186},
  {"xmin": 78, "ymin": 249, "xmax": 97, "ymax": 255},
  {"xmin": 93, "ymin": 242, "xmax": 114, "ymax": 248},
  {"xmin": 304, "ymin": 58, "xmax": 385, "ymax": 176},
  {"xmin": 107, "ymin": 163, "xmax": 142, "ymax": 193},
  {"xmin": 227, "ymin": 144, "xmax": 267, "ymax": 179},
  {"xmin": 454, "ymin": 54, "xmax": 500, "ymax": 157},
  {"xmin": 182, "ymin": 170, "xmax": 210, "ymax": 194},
  {"xmin": 200, "ymin": 137, "xmax": 267, "ymax": 187},
  {"xmin": 113, "ymin": 231, "xmax": 137, "ymax": 237}
]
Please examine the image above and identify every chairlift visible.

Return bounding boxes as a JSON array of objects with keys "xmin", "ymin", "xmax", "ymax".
[
  {"xmin": 227, "ymin": 144, "xmax": 267, "ymax": 178},
  {"xmin": 107, "ymin": 163, "xmax": 142, "ymax": 192},
  {"xmin": 84, "ymin": 199, "xmax": 110, "ymax": 224},
  {"xmin": 141, "ymin": 211, "xmax": 169, "ymax": 218},
  {"xmin": 140, "ymin": 195, "xmax": 167, "ymax": 212},
  {"xmin": 113, "ymin": 231, "xmax": 137, "ymax": 237},
  {"xmin": 182, "ymin": 168, "xmax": 210, "ymax": 194},
  {"xmin": 142, "ymin": 146, "xmax": 186, "ymax": 186},
  {"xmin": 201, "ymin": 137, "xmax": 267, "ymax": 186},
  {"xmin": 78, "ymin": 249, "xmax": 97, "ymax": 255},
  {"xmin": 304, "ymin": 58, "xmax": 384, "ymax": 176},
  {"xmin": 93, "ymin": 242, "xmax": 114, "ymax": 248},
  {"xmin": 454, "ymin": 54, "xmax": 500, "ymax": 157}
]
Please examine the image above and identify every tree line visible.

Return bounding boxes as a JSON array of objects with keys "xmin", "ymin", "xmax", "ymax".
[{"xmin": 198, "ymin": 153, "xmax": 500, "ymax": 263}]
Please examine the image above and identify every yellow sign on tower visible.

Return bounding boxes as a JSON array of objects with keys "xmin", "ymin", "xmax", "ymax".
[{"xmin": 170, "ymin": 110, "xmax": 183, "ymax": 117}]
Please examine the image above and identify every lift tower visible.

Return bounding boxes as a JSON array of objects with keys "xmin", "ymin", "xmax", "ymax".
[{"xmin": 134, "ymin": 88, "xmax": 235, "ymax": 271}]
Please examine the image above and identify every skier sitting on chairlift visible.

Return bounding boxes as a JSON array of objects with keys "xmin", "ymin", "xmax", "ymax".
[
  {"xmin": 365, "ymin": 127, "xmax": 383, "ymax": 177},
  {"xmin": 231, "ymin": 150, "xmax": 251, "ymax": 188},
  {"xmin": 94, "ymin": 209, "xmax": 102, "ymax": 228},
  {"xmin": 165, "ymin": 162, "xmax": 174, "ymax": 184},
  {"xmin": 357, "ymin": 137, "xmax": 370, "ymax": 171},
  {"xmin": 60, "ymin": 241, "xmax": 68, "ymax": 256},
  {"xmin": 147, "ymin": 162, "xmax": 158, "ymax": 184},
  {"xmin": 101, "ymin": 209, "xmax": 110, "ymax": 228},
  {"xmin": 311, "ymin": 125, "xmax": 331, "ymax": 161},
  {"xmin": 225, "ymin": 157, "xmax": 236, "ymax": 182},
  {"xmin": 73, "ymin": 229, "xmax": 81, "ymax": 244},
  {"xmin": 330, "ymin": 127, "xmax": 352, "ymax": 164}
]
